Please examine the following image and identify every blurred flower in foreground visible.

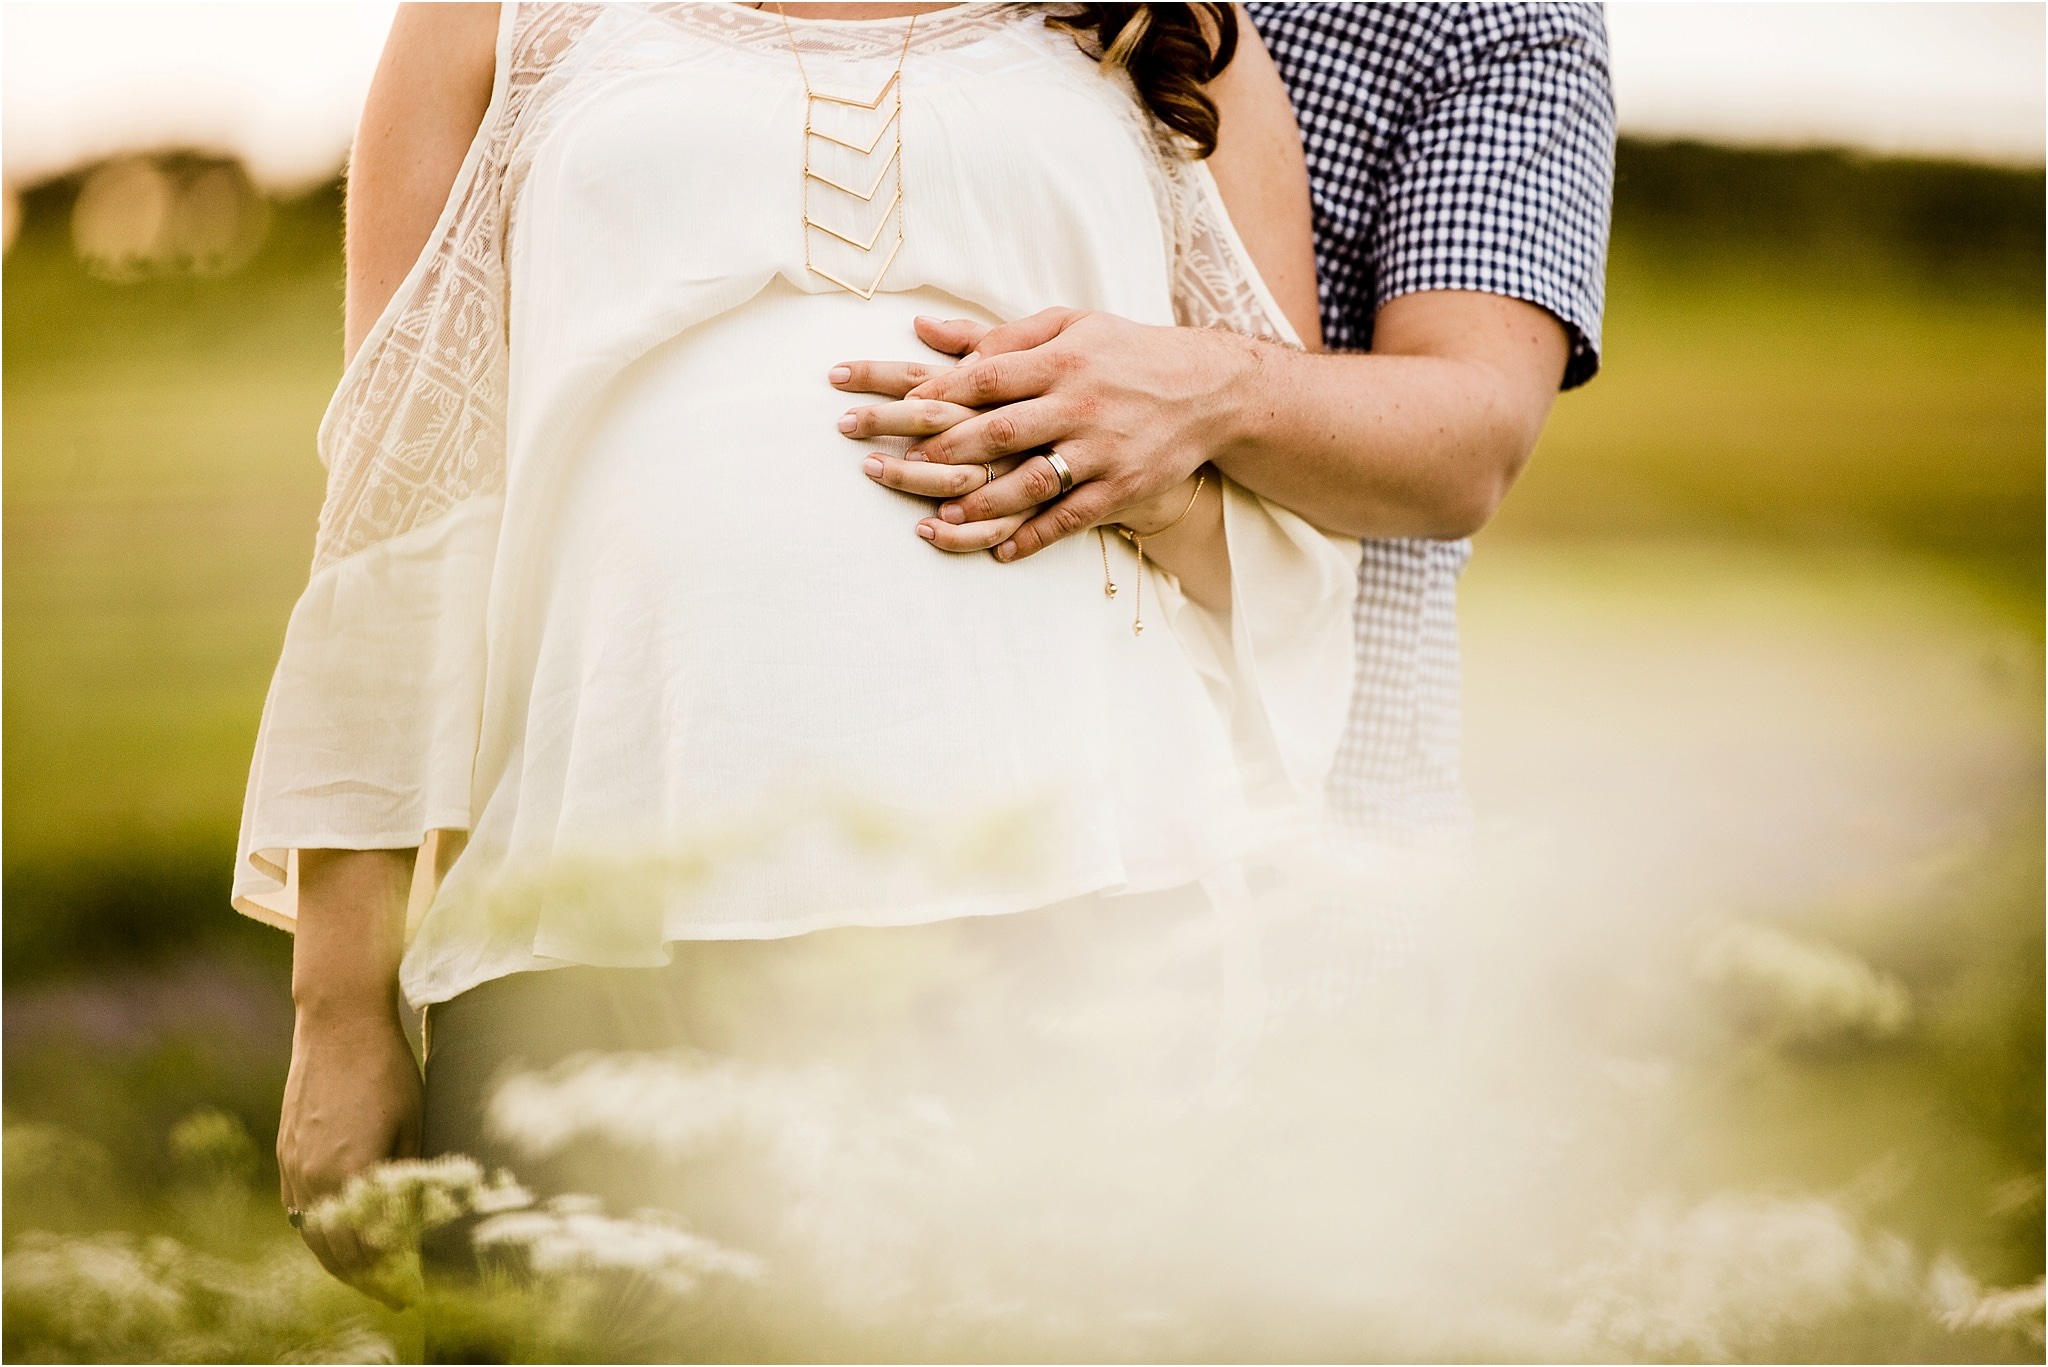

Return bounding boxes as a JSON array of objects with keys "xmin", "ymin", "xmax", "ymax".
[
  {"xmin": 166, "ymin": 1107, "xmax": 260, "ymax": 1186},
  {"xmin": 309, "ymin": 1155, "xmax": 534, "ymax": 1261},
  {"xmin": 1930, "ymin": 1263, "xmax": 2046, "ymax": 1344},
  {"xmin": 1696, "ymin": 919, "xmax": 1911, "ymax": 1044},
  {"xmin": 1566, "ymin": 1194, "xmax": 1919, "ymax": 1360},
  {"xmin": 473, "ymin": 1194, "xmax": 764, "ymax": 1296},
  {"xmin": 2, "ymin": 1230, "xmax": 395, "ymax": 1364}
]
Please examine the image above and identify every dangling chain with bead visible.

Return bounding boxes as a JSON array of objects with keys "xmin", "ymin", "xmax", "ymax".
[{"xmin": 1102, "ymin": 470, "xmax": 1207, "ymax": 637}]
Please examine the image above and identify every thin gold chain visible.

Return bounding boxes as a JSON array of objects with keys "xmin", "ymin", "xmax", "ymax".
[
  {"xmin": 1114, "ymin": 471, "xmax": 1207, "ymax": 638},
  {"xmin": 775, "ymin": 4, "xmax": 919, "ymax": 95}
]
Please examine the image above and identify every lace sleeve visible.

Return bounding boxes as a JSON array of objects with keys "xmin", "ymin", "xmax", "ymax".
[
  {"xmin": 1158, "ymin": 152, "xmax": 1302, "ymax": 349},
  {"xmin": 1142, "ymin": 143, "xmax": 1360, "ymax": 815},
  {"xmin": 312, "ymin": 3, "xmax": 596, "ymax": 571},
  {"xmin": 232, "ymin": 5, "xmax": 603, "ymax": 930}
]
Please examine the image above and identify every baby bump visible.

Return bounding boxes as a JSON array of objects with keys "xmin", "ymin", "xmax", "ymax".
[{"xmin": 524, "ymin": 280, "xmax": 1117, "ymax": 829}]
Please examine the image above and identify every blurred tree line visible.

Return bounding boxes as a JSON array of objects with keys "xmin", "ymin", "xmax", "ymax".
[{"xmin": 1614, "ymin": 138, "xmax": 2043, "ymax": 295}]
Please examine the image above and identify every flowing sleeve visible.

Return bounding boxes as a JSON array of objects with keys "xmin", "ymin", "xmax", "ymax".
[
  {"xmin": 231, "ymin": 4, "xmax": 530, "ymax": 931},
  {"xmin": 1154, "ymin": 153, "xmax": 1364, "ymax": 821}
]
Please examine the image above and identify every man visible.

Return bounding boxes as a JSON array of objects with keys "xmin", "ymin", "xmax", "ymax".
[{"xmin": 840, "ymin": 3, "xmax": 1617, "ymax": 837}]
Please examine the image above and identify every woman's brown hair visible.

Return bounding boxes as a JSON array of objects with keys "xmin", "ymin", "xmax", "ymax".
[{"xmin": 1049, "ymin": 4, "xmax": 1240, "ymax": 158}]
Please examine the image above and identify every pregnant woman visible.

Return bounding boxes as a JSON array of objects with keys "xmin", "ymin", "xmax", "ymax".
[{"xmin": 237, "ymin": 0, "xmax": 1358, "ymax": 1300}]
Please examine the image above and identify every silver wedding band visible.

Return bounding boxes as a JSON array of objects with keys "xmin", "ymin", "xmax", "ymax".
[
  {"xmin": 1043, "ymin": 449, "xmax": 1074, "ymax": 494},
  {"xmin": 982, "ymin": 462, "xmax": 997, "ymax": 487}
]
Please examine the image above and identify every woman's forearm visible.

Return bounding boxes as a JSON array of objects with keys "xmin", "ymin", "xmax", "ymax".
[{"xmin": 292, "ymin": 848, "xmax": 414, "ymax": 1023}]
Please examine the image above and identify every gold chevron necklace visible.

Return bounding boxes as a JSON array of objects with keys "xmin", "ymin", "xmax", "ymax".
[{"xmin": 776, "ymin": 3, "xmax": 918, "ymax": 299}]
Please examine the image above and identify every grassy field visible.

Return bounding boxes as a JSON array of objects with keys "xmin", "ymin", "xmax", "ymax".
[
  {"xmin": 2, "ymin": 143, "xmax": 2041, "ymax": 1359},
  {"xmin": 1500, "ymin": 241, "xmax": 2043, "ymax": 589}
]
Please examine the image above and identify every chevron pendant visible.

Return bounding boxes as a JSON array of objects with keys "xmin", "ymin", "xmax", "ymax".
[
  {"xmin": 800, "ymin": 67, "xmax": 904, "ymax": 299},
  {"xmin": 806, "ymin": 192, "xmax": 902, "ymax": 251},
  {"xmin": 805, "ymin": 146, "xmax": 900, "ymax": 202},
  {"xmin": 807, "ymin": 236, "xmax": 904, "ymax": 302},
  {"xmin": 809, "ymin": 109, "xmax": 899, "ymax": 155}
]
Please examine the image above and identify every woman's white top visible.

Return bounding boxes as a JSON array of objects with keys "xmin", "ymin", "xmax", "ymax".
[{"xmin": 233, "ymin": 2, "xmax": 1361, "ymax": 1009}]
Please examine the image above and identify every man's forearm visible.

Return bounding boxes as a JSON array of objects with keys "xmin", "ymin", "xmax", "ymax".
[
  {"xmin": 838, "ymin": 292, "xmax": 1569, "ymax": 561},
  {"xmin": 1205, "ymin": 335, "xmax": 1556, "ymax": 542}
]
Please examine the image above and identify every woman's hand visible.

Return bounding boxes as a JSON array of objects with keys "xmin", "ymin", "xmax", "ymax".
[
  {"xmin": 834, "ymin": 365, "xmax": 1047, "ymax": 552},
  {"xmin": 1115, "ymin": 468, "xmax": 1209, "ymax": 538},
  {"xmin": 278, "ymin": 1005, "xmax": 423, "ymax": 1302},
  {"xmin": 281, "ymin": 847, "xmax": 417, "ymax": 1302},
  {"xmin": 832, "ymin": 313, "xmax": 1236, "ymax": 557}
]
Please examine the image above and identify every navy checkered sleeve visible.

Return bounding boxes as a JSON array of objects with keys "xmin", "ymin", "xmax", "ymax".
[
  {"xmin": 1247, "ymin": 2, "xmax": 1616, "ymax": 388},
  {"xmin": 1239, "ymin": 3, "xmax": 1617, "ymax": 838}
]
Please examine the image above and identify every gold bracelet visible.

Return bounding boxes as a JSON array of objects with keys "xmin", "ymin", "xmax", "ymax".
[
  {"xmin": 1110, "ymin": 470, "xmax": 1207, "ymax": 637},
  {"xmin": 1116, "ymin": 470, "xmax": 1207, "ymax": 544}
]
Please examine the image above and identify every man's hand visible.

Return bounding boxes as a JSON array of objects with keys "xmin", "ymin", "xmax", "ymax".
[
  {"xmin": 833, "ymin": 309, "xmax": 1260, "ymax": 561},
  {"xmin": 836, "ymin": 290, "xmax": 1571, "ymax": 554}
]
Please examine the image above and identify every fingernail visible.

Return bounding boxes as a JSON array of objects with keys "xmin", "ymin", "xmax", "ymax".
[
  {"xmin": 838, "ymin": 412, "xmax": 857, "ymax": 434},
  {"xmin": 914, "ymin": 315, "xmax": 938, "ymax": 326},
  {"xmin": 903, "ymin": 447, "xmax": 926, "ymax": 462},
  {"xmin": 917, "ymin": 523, "xmax": 937, "ymax": 541},
  {"xmin": 940, "ymin": 504, "xmax": 965, "ymax": 524},
  {"xmin": 995, "ymin": 542, "xmax": 1017, "ymax": 562},
  {"xmin": 958, "ymin": 351, "xmax": 980, "ymax": 367},
  {"xmin": 828, "ymin": 366, "xmax": 852, "ymax": 384},
  {"xmin": 862, "ymin": 456, "xmax": 883, "ymax": 478}
]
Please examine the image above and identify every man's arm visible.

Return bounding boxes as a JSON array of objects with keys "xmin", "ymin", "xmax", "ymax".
[{"xmin": 855, "ymin": 290, "xmax": 1564, "ymax": 560}]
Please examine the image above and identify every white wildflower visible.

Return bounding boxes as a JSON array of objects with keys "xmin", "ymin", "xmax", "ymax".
[
  {"xmin": 1696, "ymin": 920, "xmax": 1911, "ymax": 1043},
  {"xmin": 1565, "ymin": 1193, "xmax": 1918, "ymax": 1361},
  {"xmin": 473, "ymin": 1195, "xmax": 764, "ymax": 1296},
  {"xmin": 1929, "ymin": 1258, "xmax": 2045, "ymax": 1344},
  {"xmin": 2, "ymin": 1231, "xmax": 398, "ymax": 1363},
  {"xmin": 310, "ymin": 1154, "xmax": 533, "ymax": 1253},
  {"xmin": 3, "ymin": 1232, "xmax": 185, "ymax": 1349},
  {"xmin": 166, "ymin": 1107, "xmax": 259, "ymax": 1182}
]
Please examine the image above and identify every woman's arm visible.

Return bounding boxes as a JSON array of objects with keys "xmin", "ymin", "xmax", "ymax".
[
  {"xmin": 343, "ymin": 2, "xmax": 499, "ymax": 364},
  {"xmin": 1199, "ymin": 6, "xmax": 1321, "ymax": 352},
  {"xmin": 276, "ymin": 3, "xmax": 497, "ymax": 1296},
  {"xmin": 278, "ymin": 848, "xmax": 420, "ymax": 1297}
]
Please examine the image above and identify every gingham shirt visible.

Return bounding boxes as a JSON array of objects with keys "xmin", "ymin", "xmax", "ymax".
[{"xmin": 1244, "ymin": 1, "xmax": 1617, "ymax": 835}]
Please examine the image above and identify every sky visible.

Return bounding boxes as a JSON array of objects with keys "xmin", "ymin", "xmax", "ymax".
[{"xmin": 2, "ymin": 1, "xmax": 2043, "ymax": 193}]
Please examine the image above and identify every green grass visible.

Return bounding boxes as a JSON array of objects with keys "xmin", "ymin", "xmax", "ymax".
[
  {"xmin": 1497, "ymin": 239, "xmax": 2045, "ymax": 589},
  {"xmin": 4, "ymin": 188, "xmax": 336, "ymax": 870}
]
